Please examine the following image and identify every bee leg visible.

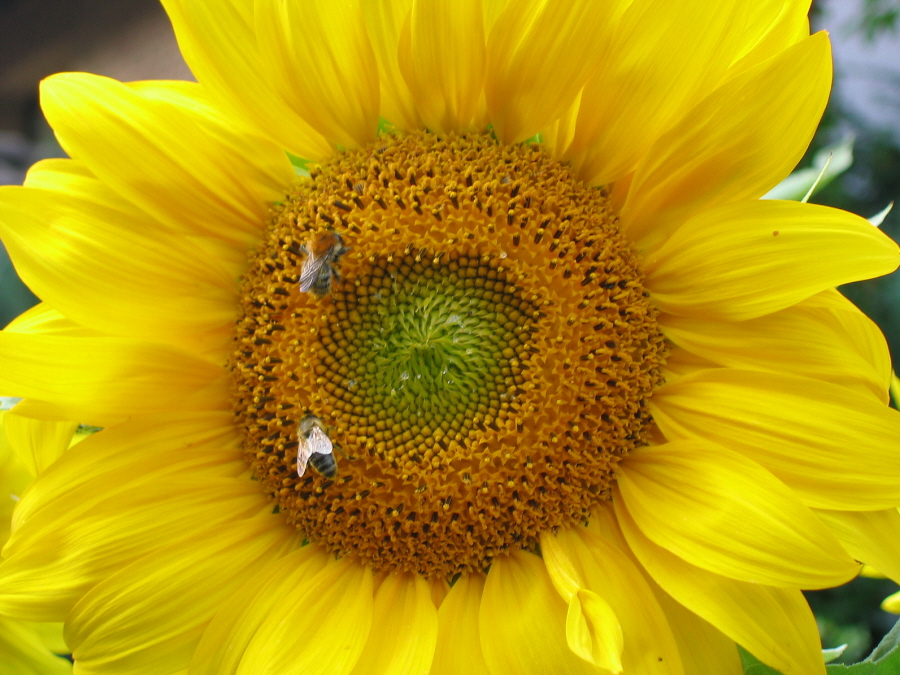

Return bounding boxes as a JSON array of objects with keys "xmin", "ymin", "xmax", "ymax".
[{"xmin": 334, "ymin": 443, "xmax": 357, "ymax": 461}]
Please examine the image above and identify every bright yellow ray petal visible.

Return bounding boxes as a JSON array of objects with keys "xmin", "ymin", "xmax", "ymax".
[
  {"xmin": 659, "ymin": 289, "xmax": 892, "ymax": 403},
  {"xmin": 39, "ymin": 74, "xmax": 294, "ymax": 248},
  {"xmin": 541, "ymin": 532, "xmax": 624, "ymax": 672},
  {"xmin": 729, "ymin": 0, "xmax": 811, "ymax": 73},
  {"xmin": 651, "ymin": 590, "xmax": 744, "ymax": 675},
  {"xmin": 189, "ymin": 545, "xmax": 331, "ymax": 675},
  {"xmin": 814, "ymin": 509, "xmax": 900, "ymax": 585},
  {"xmin": 349, "ymin": 573, "xmax": 438, "ymax": 675},
  {"xmin": 553, "ymin": 526, "xmax": 685, "ymax": 675},
  {"xmin": 399, "ymin": 0, "xmax": 486, "ymax": 133},
  {"xmin": 159, "ymin": 0, "xmax": 330, "ymax": 160},
  {"xmin": 650, "ymin": 369, "xmax": 900, "ymax": 511},
  {"xmin": 0, "ymin": 616, "xmax": 72, "ymax": 675},
  {"xmin": 1, "ymin": 411, "xmax": 77, "ymax": 478},
  {"xmin": 430, "ymin": 574, "xmax": 490, "ymax": 675},
  {"xmin": 660, "ymin": 346, "xmax": 721, "ymax": 384},
  {"xmin": 362, "ymin": 0, "xmax": 420, "ymax": 131},
  {"xmin": 4, "ymin": 304, "xmax": 96, "ymax": 338},
  {"xmin": 568, "ymin": 0, "xmax": 747, "ymax": 187},
  {"xmin": 254, "ymin": 0, "xmax": 379, "ymax": 149},
  {"xmin": 236, "ymin": 557, "xmax": 373, "ymax": 675},
  {"xmin": 643, "ymin": 200, "xmax": 899, "ymax": 320},
  {"xmin": 10, "ymin": 412, "xmax": 240, "ymax": 531},
  {"xmin": 616, "ymin": 503, "xmax": 825, "ymax": 675},
  {"xmin": 616, "ymin": 441, "xmax": 859, "ymax": 588},
  {"xmin": 0, "ymin": 332, "xmax": 228, "ymax": 426},
  {"xmin": 65, "ymin": 516, "xmax": 295, "ymax": 675},
  {"xmin": 621, "ymin": 32, "xmax": 832, "ymax": 248},
  {"xmin": 0, "ymin": 183, "xmax": 237, "ymax": 356},
  {"xmin": 480, "ymin": 550, "xmax": 597, "ymax": 675},
  {"xmin": 485, "ymin": 0, "xmax": 613, "ymax": 144},
  {"xmin": 0, "ymin": 479, "xmax": 266, "ymax": 623}
]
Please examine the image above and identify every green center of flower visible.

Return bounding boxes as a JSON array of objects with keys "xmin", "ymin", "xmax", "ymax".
[{"xmin": 231, "ymin": 131, "xmax": 667, "ymax": 578}]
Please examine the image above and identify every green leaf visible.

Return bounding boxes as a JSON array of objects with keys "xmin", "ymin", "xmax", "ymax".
[
  {"xmin": 739, "ymin": 648, "xmax": 784, "ymax": 675},
  {"xmin": 286, "ymin": 152, "xmax": 312, "ymax": 178},
  {"xmin": 763, "ymin": 135, "xmax": 854, "ymax": 202},
  {"xmin": 826, "ymin": 620, "xmax": 900, "ymax": 674}
]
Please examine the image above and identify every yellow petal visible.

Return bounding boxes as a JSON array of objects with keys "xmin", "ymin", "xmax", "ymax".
[
  {"xmin": 541, "ymin": 532, "xmax": 624, "ymax": 672},
  {"xmin": 349, "ymin": 573, "xmax": 438, "ymax": 675},
  {"xmin": 568, "ymin": 0, "xmax": 748, "ymax": 186},
  {"xmin": 254, "ymin": 0, "xmax": 379, "ymax": 149},
  {"xmin": 430, "ymin": 574, "xmax": 490, "ymax": 675},
  {"xmin": 659, "ymin": 289, "xmax": 892, "ymax": 402},
  {"xmin": 0, "ymin": 183, "xmax": 237, "ymax": 356},
  {"xmin": 5, "ymin": 304, "xmax": 97, "ymax": 337},
  {"xmin": 616, "ymin": 440, "xmax": 859, "ymax": 587},
  {"xmin": 554, "ymin": 526, "xmax": 685, "ymax": 675},
  {"xmin": 65, "ymin": 516, "xmax": 295, "ymax": 675},
  {"xmin": 621, "ymin": 32, "xmax": 832, "ymax": 247},
  {"xmin": 10, "ymin": 412, "xmax": 241, "ymax": 532},
  {"xmin": 237, "ymin": 557, "xmax": 373, "ymax": 675},
  {"xmin": 650, "ymin": 369, "xmax": 900, "ymax": 511},
  {"xmin": 651, "ymin": 590, "xmax": 744, "ymax": 675},
  {"xmin": 480, "ymin": 550, "xmax": 596, "ymax": 675},
  {"xmin": 617, "ymin": 503, "xmax": 825, "ymax": 675},
  {"xmin": 814, "ymin": 509, "xmax": 900, "ymax": 585},
  {"xmin": 0, "ymin": 616, "xmax": 72, "ymax": 675},
  {"xmin": 485, "ymin": 0, "xmax": 613, "ymax": 144},
  {"xmin": 39, "ymin": 74, "xmax": 294, "ymax": 247},
  {"xmin": 159, "ymin": 0, "xmax": 330, "ymax": 159},
  {"xmin": 0, "ymin": 332, "xmax": 227, "ymax": 426},
  {"xmin": 399, "ymin": 0, "xmax": 486, "ymax": 133},
  {"xmin": 23, "ymin": 156, "xmax": 252, "ymax": 278},
  {"xmin": 0, "ymin": 478, "xmax": 265, "ymax": 624},
  {"xmin": 643, "ymin": 200, "xmax": 899, "ymax": 320},
  {"xmin": 362, "ymin": 0, "xmax": 420, "ymax": 131},
  {"xmin": 883, "ymin": 590, "xmax": 900, "ymax": 614},
  {"xmin": 1, "ymin": 410, "xmax": 77, "ymax": 478},
  {"xmin": 729, "ymin": 0, "xmax": 811, "ymax": 73},
  {"xmin": 659, "ymin": 346, "xmax": 721, "ymax": 384},
  {"xmin": 189, "ymin": 545, "xmax": 331, "ymax": 675}
]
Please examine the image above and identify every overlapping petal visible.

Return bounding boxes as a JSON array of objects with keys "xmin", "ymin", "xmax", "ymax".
[
  {"xmin": 659, "ymin": 290, "xmax": 892, "ymax": 402},
  {"xmin": 65, "ymin": 516, "xmax": 295, "ymax": 675},
  {"xmin": 254, "ymin": 0, "xmax": 380, "ymax": 149},
  {"xmin": 39, "ymin": 74, "xmax": 294, "ymax": 248},
  {"xmin": 621, "ymin": 32, "xmax": 832, "ymax": 247},
  {"xmin": 430, "ymin": 574, "xmax": 490, "ymax": 675},
  {"xmin": 643, "ymin": 200, "xmax": 900, "ymax": 320},
  {"xmin": 0, "ymin": 333, "xmax": 227, "ymax": 425},
  {"xmin": 617, "ymin": 502, "xmax": 826, "ymax": 675},
  {"xmin": 399, "ymin": 0, "xmax": 486, "ymax": 133},
  {"xmin": 235, "ymin": 557, "xmax": 373, "ymax": 675},
  {"xmin": 485, "ymin": 0, "xmax": 613, "ymax": 144},
  {"xmin": 0, "ymin": 176, "xmax": 237, "ymax": 355},
  {"xmin": 651, "ymin": 370, "xmax": 900, "ymax": 510},
  {"xmin": 616, "ymin": 440, "xmax": 859, "ymax": 587},
  {"xmin": 480, "ymin": 549, "xmax": 597, "ymax": 675},
  {"xmin": 189, "ymin": 546, "xmax": 331, "ymax": 674},
  {"xmin": 159, "ymin": 0, "xmax": 331, "ymax": 159}
]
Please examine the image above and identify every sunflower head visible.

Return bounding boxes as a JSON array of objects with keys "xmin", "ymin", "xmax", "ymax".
[{"xmin": 232, "ymin": 130, "xmax": 667, "ymax": 577}]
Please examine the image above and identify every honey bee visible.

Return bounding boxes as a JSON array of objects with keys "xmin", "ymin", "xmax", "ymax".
[
  {"xmin": 296, "ymin": 414, "xmax": 337, "ymax": 479},
  {"xmin": 298, "ymin": 231, "xmax": 347, "ymax": 297}
]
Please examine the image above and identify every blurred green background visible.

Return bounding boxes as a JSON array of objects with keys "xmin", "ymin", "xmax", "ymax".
[{"xmin": 1, "ymin": 0, "xmax": 900, "ymax": 666}]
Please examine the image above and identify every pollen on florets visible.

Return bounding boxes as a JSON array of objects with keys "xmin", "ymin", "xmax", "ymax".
[{"xmin": 230, "ymin": 131, "xmax": 667, "ymax": 578}]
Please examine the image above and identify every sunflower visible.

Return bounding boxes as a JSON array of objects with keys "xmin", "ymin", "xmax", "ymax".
[
  {"xmin": 0, "ymin": 401, "xmax": 73, "ymax": 674},
  {"xmin": 1, "ymin": 0, "xmax": 899, "ymax": 673}
]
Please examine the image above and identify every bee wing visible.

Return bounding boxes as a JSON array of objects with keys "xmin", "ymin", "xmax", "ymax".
[
  {"xmin": 298, "ymin": 252, "xmax": 328, "ymax": 293},
  {"xmin": 297, "ymin": 426, "xmax": 334, "ymax": 477}
]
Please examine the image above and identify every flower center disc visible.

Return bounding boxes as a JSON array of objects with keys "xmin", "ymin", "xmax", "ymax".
[{"xmin": 232, "ymin": 132, "xmax": 666, "ymax": 578}]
